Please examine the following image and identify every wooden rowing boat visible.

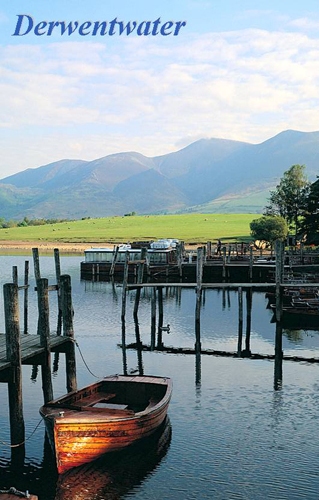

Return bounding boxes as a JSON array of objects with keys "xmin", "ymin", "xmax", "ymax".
[
  {"xmin": 55, "ymin": 416, "xmax": 172, "ymax": 499},
  {"xmin": 39, "ymin": 374, "xmax": 172, "ymax": 474}
]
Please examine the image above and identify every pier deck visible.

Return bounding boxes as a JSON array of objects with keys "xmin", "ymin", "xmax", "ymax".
[{"xmin": 0, "ymin": 333, "xmax": 73, "ymax": 382}]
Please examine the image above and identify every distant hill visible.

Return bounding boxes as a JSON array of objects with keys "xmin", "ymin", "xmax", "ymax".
[{"xmin": 0, "ymin": 130, "xmax": 318, "ymax": 219}]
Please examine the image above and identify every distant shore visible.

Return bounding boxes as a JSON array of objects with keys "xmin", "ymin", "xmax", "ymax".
[{"xmin": 0, "ymin": 240, "xmax": 109, "ymax": 254}]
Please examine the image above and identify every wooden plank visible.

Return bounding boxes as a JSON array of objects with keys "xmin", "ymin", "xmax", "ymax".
[{"xmin": 0, "ymin": 333, "xmax": 73, "ymax": 374}]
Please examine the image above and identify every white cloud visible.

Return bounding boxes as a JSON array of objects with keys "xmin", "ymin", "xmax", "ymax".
[{"xmin": 1, "ymin": 24, "xmax": 319, "ymax": 176}]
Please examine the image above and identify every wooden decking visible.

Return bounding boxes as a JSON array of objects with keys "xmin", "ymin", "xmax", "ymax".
[{"xmin": 0, "ymin": 332, "xmax": 73, "ymax": 382}]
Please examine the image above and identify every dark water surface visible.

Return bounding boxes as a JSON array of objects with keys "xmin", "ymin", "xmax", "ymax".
[{"xmin": 0, "ymin": 255, "xmax": 319, "ymax": 499}]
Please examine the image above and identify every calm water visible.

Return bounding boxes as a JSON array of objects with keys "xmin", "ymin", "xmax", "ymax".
[{"xmin": 0, "ymin": 255, "xmax": 319, "ymax": 499}]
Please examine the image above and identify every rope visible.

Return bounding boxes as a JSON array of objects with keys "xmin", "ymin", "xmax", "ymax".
[
  {"xmin": 0, "ymin": 418, "xmax": 43, "ymax": 448},
  {"xmin": 72, "ymin": 338, "xmax": 101, "ymax": 379}
]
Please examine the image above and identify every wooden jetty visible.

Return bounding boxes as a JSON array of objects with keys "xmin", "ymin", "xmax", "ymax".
[
  {"xmin": 80, "ymin": 240, "xmax": 319, "ymax": 283},
  {"xmin": 0, "ymin": 249, "xmax": 77, "ymax": 460}
]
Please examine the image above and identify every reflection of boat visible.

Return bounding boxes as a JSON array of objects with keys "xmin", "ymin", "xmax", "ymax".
[
  {"xmin": 40, "ymin": 375, "xmax": 172, "ymax": 474},
  {"xmin": 55, "ymin": 417, "xmax": 172, "ymax": 500},
  {"xmin": 270, "ymin": 302, "xmax": 319, "ymax": 329}
]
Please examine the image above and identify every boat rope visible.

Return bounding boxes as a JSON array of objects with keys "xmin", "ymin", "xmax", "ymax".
[
  {"xmin": 0, "ymin": 418, "xmax": 43, "ymax": 448},
  {"xmin": 0, "ymin": 487, "xmax": 32, "ymax": 497},
  {"xmin": 72, "ymin": 338, "xmax": 101, "ymax": 378}
]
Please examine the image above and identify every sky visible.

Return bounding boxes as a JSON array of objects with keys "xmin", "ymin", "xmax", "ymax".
[{"xmin": 1, "ymin": 0, "xmax": 319, "ymax": 177}]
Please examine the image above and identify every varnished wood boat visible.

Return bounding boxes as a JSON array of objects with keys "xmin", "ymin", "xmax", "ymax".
[{"xmin": 39, "ymin": 374, "xmax": 172, "ymax": 474}]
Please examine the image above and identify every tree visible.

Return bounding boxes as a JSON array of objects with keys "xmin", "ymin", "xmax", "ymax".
[
  {"xmin": 250, "ymin": 216, "xmax": 288, "ymax": 245},
  {"xmin": 264, "ymin": 164, "xmax": 310, "ymax": 237},
  {"xmin": 301, "ymin": 177, "xmax": 319, "ymax": 244}
]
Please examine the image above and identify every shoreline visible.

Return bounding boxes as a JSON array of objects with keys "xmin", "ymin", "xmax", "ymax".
[{"xmin": 0, "ymin": 240, "xmax": 106, "ymax": 254}]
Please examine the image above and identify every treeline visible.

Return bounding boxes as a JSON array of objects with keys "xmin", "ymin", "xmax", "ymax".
[{"xmin": 0, "ymin": 216, "xmax": 67, "ymax": 228}]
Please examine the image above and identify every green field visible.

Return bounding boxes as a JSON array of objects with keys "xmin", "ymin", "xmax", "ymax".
[{"xmin": 0, "ymin": 214, "xmax": 259, "ymax": 244}]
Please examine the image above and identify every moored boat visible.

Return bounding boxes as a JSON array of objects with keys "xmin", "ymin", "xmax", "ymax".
[{"xmin": 39, "ymin": 375, "xmax": 172, "ymax": 474}]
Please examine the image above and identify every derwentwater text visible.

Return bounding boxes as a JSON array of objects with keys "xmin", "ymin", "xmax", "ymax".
[{"xmin": 12, "ymin": 14, "xmax": 187, "ymax": 37}]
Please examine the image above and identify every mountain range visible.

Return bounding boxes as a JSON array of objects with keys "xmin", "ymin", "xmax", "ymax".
[{"xmin": 0, "ymin": 129, "xmax": 318, "ymax": 220}]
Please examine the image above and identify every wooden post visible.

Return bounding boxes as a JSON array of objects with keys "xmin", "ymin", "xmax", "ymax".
[
  {"xmin": 249, "ymin": 246, "xmax": 253, "ymax": 281},
  {"xmin": 60, "ymin": 274, "xmax": 77, "ymax": 393},
  {"xmin": 12, "ymin": 266, "xmax": 18, "ymax": 285},
  {"xmin": 121, "ymin": 252, "xmax": 129, "ymax": 322},
  {"xmin": 222, "ymin": 246, "xmax": 226, "ymax": 281},
  {"xmin": 274, "ymin": 240, "xmax": 284, "ymax": 389},
  {"xmin": 195, "ymin": 247, "xmax": 203, "ymax": 353},
  {"xmin": 37, "ymin": 278, "xmax": 53, "ymax": 403},
  {"xmin": 151, "ymin": 287, "xmax": 156, "ymax": 350},
  {"xmin": 109, "ymin": 245, "xmax": 119, "ymax": 277},
  {"xmin": 4, "ymin": 283, "xmax": 25, "ymax": 451},
  {"xmin": 32, "ymin": 248, "xmax": 41, "ymax": 282},
  {"xmin": 121, "ymin": 319, "xmax": 128, "ymax": 376},
  {"xmin": 243, "ymin": 288, "xmax": 252, "ymax": 357},
  {"xmin": 133, "ymin": 247, "xmax": 146, "ymax": 319},
  {"xmin": 134, "ymin": 319, "xmax": 144, "ymax": 375},
  {"xmin": 54, "ymin": 248, "xmax": 62, "ymax": 335},
  {"xmin": 23, "ymin": 261, "xmax": 29, "ymax": 335},
  {"xmin": 157, "ymin": 286, "xmax": 164, "ymax": 348},
  {"xmin": 176, "ymin": 242, "xmax": 183, "ymax": 278},
  {"xmin": 237, "ymin": 286, "xmax": 243, "ymax": 356}
]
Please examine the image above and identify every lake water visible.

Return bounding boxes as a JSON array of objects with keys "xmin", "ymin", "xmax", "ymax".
[{"xmin": 0, "ymin": 255, "xmax": 319, "ymax": 499}]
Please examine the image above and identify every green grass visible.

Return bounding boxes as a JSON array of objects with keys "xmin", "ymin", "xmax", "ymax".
[{"xmin": 0, "ymin": 214, "xmax": 260, "ymax": 244}]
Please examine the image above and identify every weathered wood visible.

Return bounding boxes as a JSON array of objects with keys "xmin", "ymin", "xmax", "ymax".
[
  {"xmin": 32, "ymin": 247, "xmax": 41, "ymax": 282},
  {"xmin": 54, "ymin": 248, "xmax": 62, "ymax": 335},
  {"xmin": 3, "ymin": 283, "xmax": 25, "ymax": 449},
  {"xmin": 109, "ymin": 245, "xmax": 119, "ymax": 276},
  {"xmin": 12, "ymin": 266, "xmax": 18, "ymax": 285},
  {"xmin": 237, "ymin": 287, "xmax": 243, "ymax": 356},
  {"xmin": 60, "ymin": 274, "xmax": 77, "ymax": 393},
  {"xmin": 150, "ymin": 287, "xmax": 156, "ymax": 350},
  {"xmin": 133, "ymin": 247, "xmax": 147, "ymax": 318},
  {"xmin": 121, "ymin": 252, "xmax": 129, "ymax": 321},
  {"xmin": 36, "ymin": 278, "xmax": 53, "ymax": 403},
  {"xmin": 157, "ymin": 287, "xmax": 164, "ymax": 348},
  {"xmin": 23, "ymin": 260, "xmax": 29, "ymax": 335},
  {"xmin": 195, "ymin": 247, "xmax": 204, "ymax": 353}
]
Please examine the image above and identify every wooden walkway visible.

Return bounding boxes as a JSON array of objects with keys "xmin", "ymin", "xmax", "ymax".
[{"xmin": 0, "ymin": 332, "xmax": 73, "ymax": 382}]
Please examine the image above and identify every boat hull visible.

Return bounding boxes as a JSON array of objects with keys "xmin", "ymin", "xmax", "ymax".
[{"xmin": 40, "ymin": 375, "xmax": 172, "ymax": 474}]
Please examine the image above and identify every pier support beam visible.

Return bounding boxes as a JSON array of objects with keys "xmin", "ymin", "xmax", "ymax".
[
  {"xmin": 4, "ymin": 283, "xmax": 25, "ymax": 456},
  {"xmin": 60, "ymin": 274, "xmax": 77, "ymax": 393}
]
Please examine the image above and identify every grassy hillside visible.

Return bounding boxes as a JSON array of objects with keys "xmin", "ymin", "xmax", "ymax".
[{"xmin": 0, "ymin": 214, "xmax": 259, "ymax": 244}]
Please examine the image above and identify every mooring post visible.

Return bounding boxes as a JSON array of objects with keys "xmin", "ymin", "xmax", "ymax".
[
  {"xmin": 60, "ymin": 274, "xmax": 77, "ymax": 393},
  {"xmin": 157, "ymin": 286, "xmax": 164, "ymax": 348},
  {"xmin": 23, "ymin": 261, "xmax": 29, "ymax": 335},
  {"xmin": 222, "ymin": 246, "xmax": 227, "ymax": 281},
  {"xmin": 243, "ymin": 288, "xmax": 252, "ymax": 356},
  {"xmin": 176, "ymin": 242, "xmax": 183, "ymax": 278},
  {"xmin": 4, "ymin": 283, "xmax": 25, "ymax": 451},
  {"xmin": 249, "ymin": 246, "xmax": 253, "ymax": 281},
  {"xmin": 195, "ymin": 247, "xmax": 203, "ymax": 353},
  {"xmin": 37, "ymin": 278, "xmax": 53, "ymax": 403},
  {"xmin": 151, "ymin": 287, "xmax": 156, "ymax": 350},
  {"xmin": 133, "ymin": 247, "xmax": 147, "ymax": 319},
  {"xmin": 110, "ymin": 245, "xmax": 119, "ymax": 277},
  {"xmin": 54, "ymin": 248, "xmax": 62, "ymax": 335},
  {"xmin": 237, "ymin": 286, "xmax": 243, "ymax": 356},
  {"xmin": 12, "ymin": 266, "xmax": 18, "ymax": 285},
  {"xmin": 121, "ymin": 252, "xmax": 129, "ymax": 322},
  {"xmin": 274, "ymin": 240, "xmax": 284, "ymax": 389},
  {"xmin": 32, "ymin": 247, "xmax": 41, "ymax": 281}
]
